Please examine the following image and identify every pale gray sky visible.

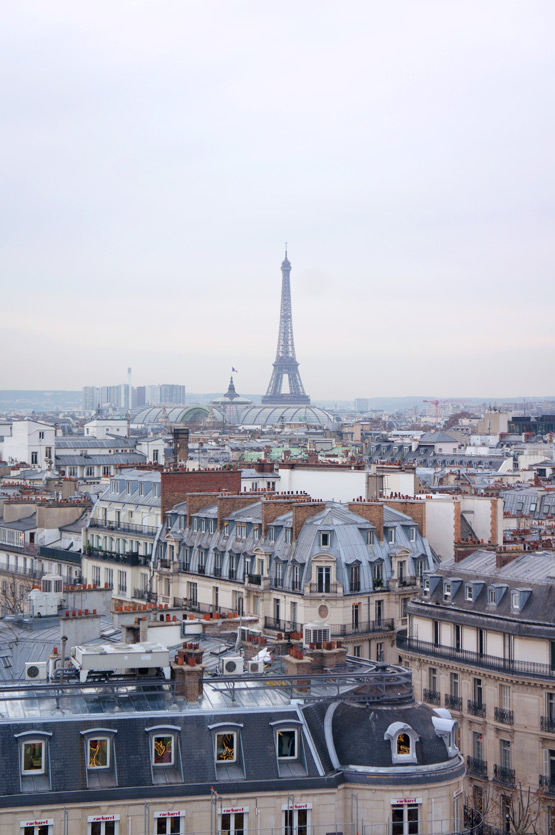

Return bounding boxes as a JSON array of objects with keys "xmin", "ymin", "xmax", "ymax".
[{"xmin": 2, "ymin": 1, "xmax": 554, "ymax": 398}]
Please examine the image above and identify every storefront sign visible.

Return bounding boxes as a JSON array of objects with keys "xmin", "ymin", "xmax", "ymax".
[
  {"xmin": 88, "ymin": 815, "xmax": 120, "ymax": 823},
  {"xmin": 21, "ymin": 821, "xmax": 53, "ymax": 828},
  {"xmin": 221, "ymin": 807, "xmax": 249, "ymax": 814},
  {"xmin": 155, "ymin": 811, "xmax": 186, "ymax": 819},
  {"xmin": 390, "ymin": 798, "xmax": 422, "ymax": 805}
]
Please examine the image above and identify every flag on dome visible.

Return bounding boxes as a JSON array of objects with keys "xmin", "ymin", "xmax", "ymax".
[{"xmin": 232, "ymin": 367, "xmax": 238, "ymax": 373}]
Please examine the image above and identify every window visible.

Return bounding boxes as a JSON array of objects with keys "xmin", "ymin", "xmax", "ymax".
[
  {"xmin": 31, "ymin": 452, "xmax": 38, "ymax": 465},
  {"xmin": 103, "ymin": 466, "xmax": 110, "ymax": 476},
  {"xmin": 21, "ymin": 822, "xmax": 52, "ymax": 835},
  {"xmin": 511, "ymin": 591, "xmax": 519, "ymax": 610},
  {"xmin": 253, "ymin": 526, "xmax": 260, "ymax": 541},
  {"xmin": 450, "ymin": 672, "xmax": 460, "ymax": 699},
  {"xmin": 397, "ymin": 733, "xmax": 411, "ymax": 755},
  {"xmin": 453, "ymin": 623, "xmax": 462, "ymax": 651},
  {"xmin": 92, "ymin": 566, "xmax": 101, "ymax": 586},
  {"xmin": 155, "ymin": 814, "xmax": 184, "ymax": 835},
  {"xmin": 221, "ymin": 809, "xmax": 246, "ymax": 835},
  {"xmin": 500, "ymin": 684, "xmax": 511, "ymax": 711},
  {"xmin": 477, "ymin": 628, "xmax": 486, "ymax": 656},
  {"xmin": 398, "ymin": 560, "xmax": 406, "ymax": 582},
  {"xmin": 117, "ymin": 571, "xmax": 127, "ymax": 594},
  {"xmin": 366, "ymin": 529, "xmax": 375, "ymax": 545},
  {"xmin": 104, "ymin": 568, "xmax": 113, "ymax": 587},
  {"xmin": 88, "ymin": 816, "xmax": 119, "ymax": 835},
  {"xmin": 391, "ymin": 804, "xmax": 419, "ymax": 835},
  {"xmin": 350, "ymin": 563, "xmax": 360, "ymax": 592},
  {"xmin": 88, "ymin": 737, "xmax": 110, "ymax": 769},
  {"xmin": 268, "ymin": 527, "xmax": 275, "ymax": 542},
  {"xmin": 376, "ymin": 642, "xmax": 384, "ymax": 662},
  {"xmin": 473, "ymin": 730, "xmax": 484, "ymax": 760},
  {"xmin": 465, "ymin": 585, "xmax": 473, "ymax": 601},
  {"xmin": 409, "ymin": 527, "xmax": 416, "ymax": 542},
  {"xmin": 373, "ymin": 562, "xmax": 383, "ymax": 584},
  {"xmin": 283, "ymin": 527, "xmax": 292, "ymax": 545},
  {"xmin": 473, "ymin": 677, "xmax": 483, "ymax": 707},
  {"xmin": 21, "ymin": 740, "xmax": 45, "ymax": 774},
  {"xmin": 386, "ymin": 528, "xmax": 395, "ymax": 544},
  {"xmin": 316, "ymin": 565, "xmax": 331, "ymax": 593},
  {"xmin": 86, "ymin": 466, "xmax": 95, "ymax": 477},
  {"xmin": 283, "ymin": 807, "xmax": 310, "ymax": 835},
  {"xmin": 39, "ymin": 431, "xmax": 45, "ymax": 440},
  {"xmin": 45, "ymin": 447, "xmax": 52, "ymax": 460},
  {"xmin": 319, "ymin": 531, "xmax": 330, "ymax": 548},
  {"xmin": 188, "ymin": 582, "xmax": 197, "ymax": 604},
  {"xmin": 152, "ymin": 735, "xmax": 174, "ymax": 766},
  {"xmin": 353, "ymin": 644, "xmax": 361, "ymax": 657},
  {"xmin": 292, "ymin": 564, "xmax": 301, "ymax": 590},
  {"xmin": 433, "ymin": 620, "xmax": 440, "ymax": 646},
  {"xmin": 277, "ymin": 728, "xmax": 297, "ymax": 759},
  {"xmin": 428, "ymin": 667, "xmax": 437, "ymax": 692},
  {"xmin": 488, "ymin": 587, "xmax": 496, "ymax": 604},
  {"xmin": 215, "ymin": 732, "xmax": 236, "ymax": 762},
  {"xmin": 500, "ymin": 739, "xmax": 511, "ymax": 770},
  {"xmin": 443, "ymin": 582, "xmax": 451, "ymax": 600}
]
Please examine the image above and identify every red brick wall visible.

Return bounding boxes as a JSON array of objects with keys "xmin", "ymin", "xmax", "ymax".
[
  {"xmin": 292, "ymin": 502, "xmax": 324, "ymax": 542},
  {"xmin": 383, "ymin": 499, "xmax": 427, "ymax": 536},
  {"xmin": 347, "ymin": 502, "xmax": 384, "ymax": 540},
  {"xmin": 161, "ymin": 469, "xmax": 241, "ymax": 520}
]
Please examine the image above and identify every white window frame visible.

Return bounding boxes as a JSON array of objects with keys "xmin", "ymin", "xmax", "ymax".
[
  {"xmin": 19, "ymin": 820, "xmax": 53, "ymax": 835},
  {"xmin": 386, "ymin": 527, "xmax": 395, "ymax": 544},
  {"xmin": 87, "ymin": 736, "xmax": 110, "ymax": 770},
  {"xmin": 152, "ymin": 734, "xmax": 175, "ymax": 767},
  {"xmin": 511, "ymin": 591, "xmax": 520, "ymax": 610},
  {"xmin": 215, "ymin": 731, "xmax": 237, "ymax": 763},
  {"xmin": 465, "ymin": 585, "xmax": 473, "ymax": 601},
  {"xmin": 391, "ymin": 802, "xmax": 420, "ymax": 835},
  {"xmin": 21, "ymin": 739, "xmax": 46, "ymax": 776},
  {"xmin": 319, "ymin": 531, "xmax": 331, "ymax": 548},
  {"xmin": 282, "ymin": 804, "xmax": 311, "ymax": 835},
  {"xmin": 154, "ymin": 811, "xmax": 186, "ymax": 835},
  {"xmin": 87, "ymin": 815, "xmax": 120, "ymax": 835},
  {"xmin": 277, "ymin": 728, "xmax": 298, "ymax": 760},
  {"xmin": 219, "ymin": 807, "xmax": 249, "ymax": 835},
  {"xmin": 409, "ymin": 527, "xmax": 416, "ymax": 542}
]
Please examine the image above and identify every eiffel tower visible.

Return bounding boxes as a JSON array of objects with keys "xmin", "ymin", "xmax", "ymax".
[{"xmin": 262, "ymin": 249, "xmax": 310, "ymax": 405}]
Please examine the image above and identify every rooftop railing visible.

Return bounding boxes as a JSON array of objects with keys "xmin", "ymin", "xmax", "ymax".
[
  {"xmin": 330, "ymin": 619, "xmax": 395, "ymax": 638},
  {"xmin": 88, "ymin": 518, "xmax": 159, "ymax": 537}
]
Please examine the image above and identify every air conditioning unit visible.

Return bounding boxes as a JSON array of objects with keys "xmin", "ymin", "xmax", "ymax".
[
  {"xmin": 221, "ymin": 656, "xmax": 244, "ymax": 675},
  {"xmin": 303, "ymin": 623, "xmax": 331, "ymax": 647},
  {"xmin": 25, "ymin": 661, "xmax": 47, "ymax": 681},
  {"xmin": 248, "ymin": 660, "xmax": 264, "ymax": 674}
]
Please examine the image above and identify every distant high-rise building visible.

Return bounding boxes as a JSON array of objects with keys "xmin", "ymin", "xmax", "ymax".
[
  {"xmin": 135, "ymin": 386, "xmax": 146, "ymax": 407},
  {"xmin": 355, "ymin": 398, "xmax": 370, "ymax": 412},
  {"xmin": 159, "ymin": 384, "xmax": 186, "ymax": 405}
]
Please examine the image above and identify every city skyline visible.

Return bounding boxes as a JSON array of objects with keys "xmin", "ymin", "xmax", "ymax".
[{"xmin": 2, "ymin": 1, "xmax": 554, "ymax": 397}]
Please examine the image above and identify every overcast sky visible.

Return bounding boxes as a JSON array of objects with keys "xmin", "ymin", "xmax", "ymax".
[{"xmin": 2, "ymin": 1, "xmax": 554, "ymax": 399}]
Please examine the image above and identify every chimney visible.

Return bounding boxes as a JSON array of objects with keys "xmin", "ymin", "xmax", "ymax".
[
  {"xmin": 348, "ymin": 501, "xmax": 384, "ymax": 541},
  {"xmin": 292, "ymin": 502, "xmax": 323, "ymax": 542},
  {"xmin": 173, "ymin": 427, "xmax": 190, "ymax": 465},
  {"xmin": 217, "ymin": 494, "xmax": 259, "ymax": 531},
  {"xmin": 261, "ymin": 498, "xmax": 297, "ymax": 538},
  {"xmin": 186, "ymin": 493, "xmax": 220, "ymax": 529}
]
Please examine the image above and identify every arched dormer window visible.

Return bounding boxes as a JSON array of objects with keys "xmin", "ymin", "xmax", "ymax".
[{"xmin": 384, "ymin": 722, "xmax": 419, "ymax": 765}]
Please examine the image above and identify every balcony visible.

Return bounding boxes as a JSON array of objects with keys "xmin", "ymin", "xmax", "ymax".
[
  {"xmin": 330, "ymin": 618, "xmax": 394, "ymax": 638},
  {"xmin": 213, "ymin": 566, "xmax": 222, "ymax": 577},
  {"xmin": 307, "ymin": 582, "xmax": 339, "ymax": 595},
  {"xmin": 132, "ymin": 588, "xmax": 152, "ymax": 601},
  {"xmin": 466, "ymin": 756, "xmax": 488, "ymax": 778},
  {"xmin": 84, "ymin": 548, "xmax": 150, "ymax": 567},
  {"xmin": 88, "ymin": 518, "xmax": 158, "ymax": 537},
  {"xmin": 270, "ymin": 577, "xmax": 284, "ymax": 589},
  {"xmin": 397, "ymin": 631, "xmax": 555, "ymax": 682},
  {"xmin": 445, "ymin": 694, "xmax": 462, "ymax": 711},
  {"xmin": 539, "ymin": 774, "xmax": 555, "ymax": 793},
  {"xmin": 468, "ymin": 700, "xmax": 486, "ymax": 718},
  {"xmin": 541, "ymin": 716, "xmax": 555, "ymax": 733},
  {"xmin": 494, "ymin": 764, "xmax": 515, "ymax": 786},
  {"xmin": 38, "ymin": 545, "xmax": 82, "ymax": 565},
  {"xmin": 423, "ymin": 688, "xmax": 441, "ymax": 706},
  {"xmin": 494, "ymin": 707, "xmax": 514, "ymax": 725},
  {"xmin": 264, "ymin": 616, "xmax": 301, "ymax": 633},
  {"xmin": 246, "ymin": 573, "xmax": 261, "ymax": 586}
]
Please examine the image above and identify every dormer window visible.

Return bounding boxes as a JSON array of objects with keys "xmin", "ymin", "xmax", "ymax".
[
  {"xmin": 488, "ymin": 588, "xmax": 496, "ymax": 605},
  {"xmin": 320, "ymin": 531, "xmax": 331, "ymax": 548},
  {"xmin": 366, "ymin": 529, "xmax": 375, "ymax": 545},
  {"xmin": 284, "ymin": 528, "xmax": 292, "ymax": 545},
  {"xmin": 152, "ymin": 734, "xmax": 174, "ymax": 766},
  {"xmin": 443, "ymin": 582, "xmax": 451, "ymax": 601},
  {"xmin": 397, "ymin": 733, "xmax": 411, "ymax": 755},
  {"xmin": 216, "ymin": 732, "xmax": 237, "ymax": 762},
  {"xmin": 409, "ymin": 527, "xmax": 416, "ymax": 542},
  {"xmin": 465, "ymin": 585, "xmax": 473, "ymax": 602},
  {"xmin": 386, "ymin": 528, "xmax": 395, "ymax": 544},
  {"xmin": 21, "ymin": 740, "xmax": 45, "ymax": 775},
  {"xmin": 423, "ymin": 578, "xmax": 430, "ymax": 596},
  {"xmin": 277, "ymin": 729, "xmax": 297, "ymax": 759},
  {"xmin": 384, "ymin": 722, "xmax": 419, "ymax": 765},
  {"xmin": 511, "ymin": 591, "xmax": 519, "ymax": 610},
  {"xmin": 268, "ymin": 527, "xmax": 275, "ymax": 543},
  {"xmin": 88, "ymin": 737, "xmax": 110, "ymax": 769}
]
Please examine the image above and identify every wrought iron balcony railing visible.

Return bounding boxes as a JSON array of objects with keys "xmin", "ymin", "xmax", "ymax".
[
  {"xmin": 494, "ymin": 764, "xmax": 515, "ymax": 786},
  {"xmin": 494, "ymin": 707, "xmax": 514, "ymax": 725},
  {"xmin": 466, "ymin": 756, "xmax": 488, "ymax": 778},
  {"xmin": 423, "ymin": 688, "xmax": 441, "ymax": 706},
  {"xmin": 468, "ymin": 699, "xmax": 486, "ymax": 718},
  {"xmin": 445, "ymin": 693, "xmax": 462, "ymax": 711}
]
